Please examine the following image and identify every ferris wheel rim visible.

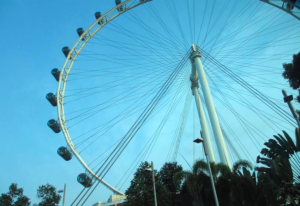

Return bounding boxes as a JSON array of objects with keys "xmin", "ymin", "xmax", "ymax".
[
  {"xmin": 56, "ymin": 0, "xmax": 152, "ymax": 196},
  {"xmin": 259, "ymin": 0, "xmax": 300, "ymax": 21}
]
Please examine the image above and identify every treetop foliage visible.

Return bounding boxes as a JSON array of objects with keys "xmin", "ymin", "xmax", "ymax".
[
  {"xmin": 283, "ymin": 53, "xmax": 300, "ymax": 89},
  {"xmin": 125, "ymin": 154, "xmax": 299, "ymax": 206},
  {"xmin": 282, "ymin": 52, "xmax": 300, "ymax": 102},
  {"xmin": 35, "ymin": 184, "xmax": 61, "ymax": 206},
  {"xmin": 0, "ymin": 183, "xmax": 30, "ymax": 206},
  {"xmin": 125, "ymin": 161, "xmax": 171, "ymax": 206},
  {"xmin": 0, "ymin": 183, "xmax": 61, "ymax": 206}
]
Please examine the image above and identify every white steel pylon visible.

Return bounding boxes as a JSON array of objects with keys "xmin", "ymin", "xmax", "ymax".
[
  {"xmin": 190, "ymin": 44, "xmax": 232, "ymax": 169},
  {"xmin": 190, "ymin": 70, "xmax": 215, "ymax": 163}
]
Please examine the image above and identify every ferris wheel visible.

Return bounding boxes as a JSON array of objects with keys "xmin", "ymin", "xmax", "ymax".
[{"xmin": 46, "ymin": 0, "xmax": 300, "ymax": 204}]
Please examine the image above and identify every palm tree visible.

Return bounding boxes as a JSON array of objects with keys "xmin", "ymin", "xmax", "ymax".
[
  {"xmin": 218, "ymin": 160, "xmax": 255, "ymax": 206},
  {"xmin": 177, "ymin": 159, "xmax": 211, "ymax": 206},
  {"xmin": 178, "ymin": 159, "xmax": 253, "ymax": 206},
  {"xmin": 179, "ymin": 159, "xmax": 279, "ymax": 206},
  {"xmin": 256, "ymin": 128, "xmax": 300, "ymax": 206}
]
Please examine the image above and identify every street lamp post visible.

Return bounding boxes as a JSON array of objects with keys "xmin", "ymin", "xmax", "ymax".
[
  {"xmin": 146, "ymin": 161, "xmax": 158, "ymax": 206},
  {"xmin": 194, "ymin": 131, "xmax": 219, "ymax": 206},
  {"xmin": 58, "ymin": 184, "xmax": 66, "ymax": 206}
]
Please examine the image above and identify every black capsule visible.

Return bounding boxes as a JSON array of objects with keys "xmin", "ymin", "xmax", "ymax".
[
  {"xmin": 77, "ymin": 28, "xmax": 84, "ymax": 36},
  {"xmin": 51, "ymin": 68, "xmax": 60, "ymax": 82},
  {"xmin": 62, "ymin": 47, "xmax": 71, "ymax": 59},
  {"xmin": 116, "ymin": 0, "xmax": 124, "ymax": 12},
  {"xmin": 46, "ymin": 93, "xmax": 57, "ymax": 107},
  {"xmin": 77, "ymin": 28, "xmax": 86, "ymax": 41},
  {"xmin": 95, "ymin": 12, "xmax": 101, "ymax": 19},
  {"xmin": 77, "ymin": 173, "xmax": 92, "ymax": 187},
  {"xmin": 47, "ymin": 119, "xmax": 61, "ymax": 133},
  {"xmin": 95, "ymin": 12, "xmax": 105, "ymax": 25},
  {"xmin": 57, "ymin": 146, "xmax": 72, "ymax": 161},
  {"xmin": 287, "ymin": 0, "xmax": 296, "ymax": 10}
]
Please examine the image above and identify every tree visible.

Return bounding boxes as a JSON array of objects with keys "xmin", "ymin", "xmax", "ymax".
[
  {"xmin": 215, "ymin": 160, "xmax": 253, "ymax": 206},
  {"xmin": 256, "ymin": 129, "xmax": 300, "ymax": 205},
  {"xmin": 125, "ymin": 161, "xmax": 171, "ymax": 206},
  {"xmin": 35, "ymin": 184, "xmax": 61, "ymax": 206},
  {"xmin": 179, "ymin": 159, "xmax": 221, "ymax": 206},
  {"xmin": 177, "ymin": 181, "xmax": 194, "ymax": 206},
  {"xmin": 0, "ymin": 184, "xmax": 30, "ymax": 206},
  {"xmin": 158, "ymin": 162, "xmax": 183, "ymax": 206},
  {"xmin": 179, "ymin": 159, "xmax": 279, "ymax": 206},
  {"xmin": 282, "ymin": 53, "xmax": 300, "ymax": 102},
  {"xmin": 0, "ymin": 194, "xmax": 13, "ymax": 206}
]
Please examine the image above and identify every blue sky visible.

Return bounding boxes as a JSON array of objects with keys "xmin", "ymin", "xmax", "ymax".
[{"xmin": 0, "ymin": 0, "xmax": 300, "ymax": 205}]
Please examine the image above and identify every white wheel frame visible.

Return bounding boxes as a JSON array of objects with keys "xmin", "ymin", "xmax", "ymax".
[
  {"xmin": 259, "ymin": 0, "xmax": 300, "ymax": 20},
  {"xmin": 56, "ymin": 0, "xmax": 152, "ymax": 196}
]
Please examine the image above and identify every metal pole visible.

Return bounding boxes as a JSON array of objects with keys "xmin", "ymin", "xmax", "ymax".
[
  {"xmin": 190, "ymin": 44, "xmax": 231, "ymax": 169},
  {"xmin": 282, "ymin": 90, "xmax": 300, "ymax": 128},
  {"xmin": 151, "ymin": 161, "xmax": 158, "ymax": 206},
  {"xmin": 63, "ymin": 184, "xmax": 66, "ymax": 206},
  {"xmin": 201, "ymin": 131, "xmax": 219, "ymax": 206},
  {"xmin": 191, "ymin": 85, "xmax": 215, "ymax": 162},
  {"xmin": 193, "ymin": 101, "xmax": 195, "ymax": 164}
]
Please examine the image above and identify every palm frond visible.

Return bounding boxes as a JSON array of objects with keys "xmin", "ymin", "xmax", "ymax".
[
  {"xmin": 233, "ymin": 160, "xmax": 252, "ymax": 174},
  {"xmin": 193, "ymin": 159, "xmax": 208, "ymax": 175}
]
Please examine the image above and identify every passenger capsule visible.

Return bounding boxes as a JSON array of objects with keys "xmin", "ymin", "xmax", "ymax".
[
  {"xmin": 57, "ymin": 146, "xmax": 72, "ymax": 161},
  {"xmin": 95, "ymin": 12, "xmax": 105, "ymax": 25},
  {"xmin": 77, "ymin": 173, "xmax": 92, "ymax": 187},
  {"xmin": 47, "ymin": 119, "xmax": 61, "ymax": 133},
  {"xmin": 115, "ymin": 0, "xmax": 124, "ymax": 12},
  {"xmin": 62, "ymin": 47, "xmax": 72, "ymax": 59},
  {"xmin": 77, "ymin": 28, "xmax": 86, "ymax": 41},
  {"xmin": 46, "ymin": 93, "xmax": 57, "ymax": 107},
  {"xmin": 95, "ymin": 12, "xmax": 101, "ymax": 19},
  {"xmin": 287, "ymin": 0, "xmax": 296, "ymax": 10},
  {"xmin": 51, "ymin": 68, "xmax": 60, "ymax": 82}
]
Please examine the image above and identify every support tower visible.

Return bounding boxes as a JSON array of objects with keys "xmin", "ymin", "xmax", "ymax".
[{"xmin": 190, "ymin": 44, "xmax": 231, "ymax": 169}]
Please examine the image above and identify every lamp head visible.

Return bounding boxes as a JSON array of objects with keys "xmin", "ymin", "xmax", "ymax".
[
  {"xmin": 145, "ymin": 168, "xmax": 152, "ymax": 172},
  {"xmin": 58, "ymin": 190, "xmax": 64, "ymax": 193},
  {"xmin": 193, "ymin": 138, "xmax": 204, "ymax": 144}
]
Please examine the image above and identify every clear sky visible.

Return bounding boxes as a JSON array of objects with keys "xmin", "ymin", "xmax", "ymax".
[{"xmin": 0, "ymin": 0, "xmax": 300, "ymax": 205}]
